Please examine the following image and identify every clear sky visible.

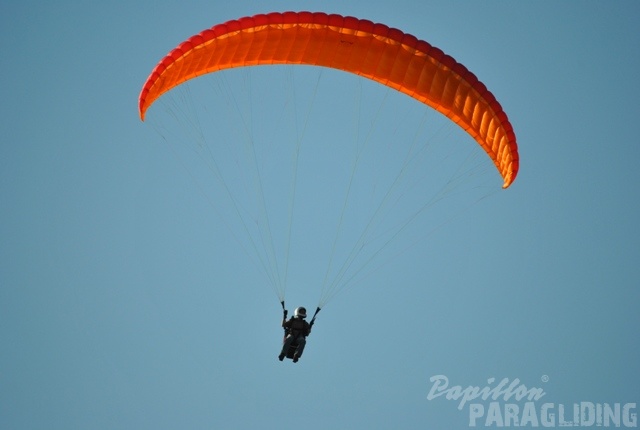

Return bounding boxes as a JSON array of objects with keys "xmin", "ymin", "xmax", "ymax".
[{"xmin": 1, "ymin": 1, "xmax": 639, "ymax": 429}]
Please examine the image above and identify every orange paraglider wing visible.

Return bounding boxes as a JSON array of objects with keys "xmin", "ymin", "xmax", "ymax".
[{"xmin": 139, "ymin": 11, "xmax": 519, "ymax": 187}]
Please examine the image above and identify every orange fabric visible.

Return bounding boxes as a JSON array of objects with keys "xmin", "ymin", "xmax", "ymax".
[{"xmin": 139, "ymin": 12, "xmax": 519, "ymax": 187}]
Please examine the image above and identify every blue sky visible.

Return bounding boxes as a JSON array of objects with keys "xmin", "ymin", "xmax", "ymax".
[{"xmin": 1, "ymin": 1, "xmax": 639, "ymax": 429}]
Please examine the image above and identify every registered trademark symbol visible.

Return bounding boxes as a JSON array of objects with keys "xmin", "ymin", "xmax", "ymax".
[{"xmin": 541, "ymin": 375, "xmax": 549, "ymax": 383}]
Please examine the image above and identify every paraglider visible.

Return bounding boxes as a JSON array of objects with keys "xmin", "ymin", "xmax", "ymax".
[
  {"xmin": 138, "ymin": 11, "xmax": 519, "ymax": 362},
  {"xmin": 279, "ymin": 306, "xmax": 312, "ymax": 363},
  {"xmin": 139, "ymin": 11, "xmax": 518, "ymax": 187}
]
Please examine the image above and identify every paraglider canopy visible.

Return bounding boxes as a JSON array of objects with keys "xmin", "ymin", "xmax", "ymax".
[{"xmin": 139, "ymin": 11, "xmax": 519, "ymax": 188}]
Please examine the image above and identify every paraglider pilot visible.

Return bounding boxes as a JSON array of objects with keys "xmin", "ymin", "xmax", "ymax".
[{"xmin": 279, "ymin": 306, "xmax": 311, "ymax": 363}]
